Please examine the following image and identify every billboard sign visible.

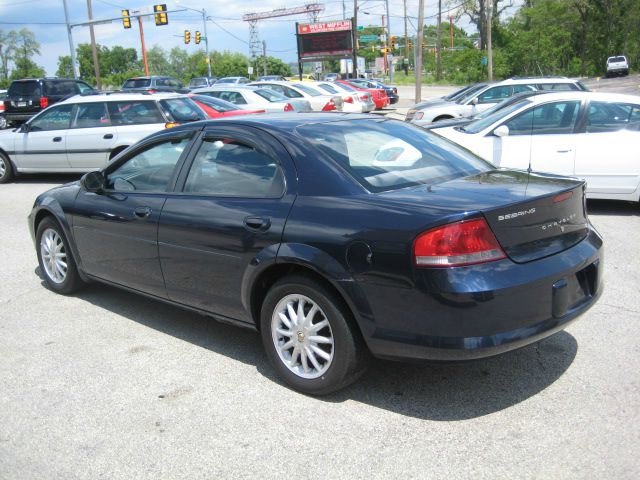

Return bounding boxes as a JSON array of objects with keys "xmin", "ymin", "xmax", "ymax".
[{"xmin": 297, "ymin": 20, "xmax": 353, "ymax": 58}]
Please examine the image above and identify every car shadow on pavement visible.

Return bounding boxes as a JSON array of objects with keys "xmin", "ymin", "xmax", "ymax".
[
  {"xmin": 587, "ymin": 199, "xmax": 639, "ymax": 216},
  {"xmin": 66, "ymin": 280, "xmax": 579, "ymax": 421}
]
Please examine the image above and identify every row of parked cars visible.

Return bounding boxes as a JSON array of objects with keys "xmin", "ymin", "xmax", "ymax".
[{"xmin": 405, "ymin": 76, "xmax": 640, "ymax": 204}]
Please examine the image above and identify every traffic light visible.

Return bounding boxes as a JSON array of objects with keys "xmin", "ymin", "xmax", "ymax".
[
  {"xmin": 390, "ymin": 35, "xmax": 395, "ymax": 50},
  {"xmin": 121, "ymin": 9, "xmax": 131, "ymax": 29},
  {"xmin": 154, "ymin": 4, "xmax": 168, "ymax": 26},
  {"xmin": 195, "ymin": 31, "xmax": 201, "ymax": 44},
  {"xmin": 184, "ymin": 30, "xmax": 191, "ymax": 44}
]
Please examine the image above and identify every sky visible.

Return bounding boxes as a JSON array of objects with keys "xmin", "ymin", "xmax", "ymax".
[{"xmin": 0, "ymin": 0, "xmax": 483, "ymax": 76}]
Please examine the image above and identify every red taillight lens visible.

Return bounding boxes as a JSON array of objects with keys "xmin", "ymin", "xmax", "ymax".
[
  {"xmin": 345, "ymin": 96, "xmax": 354, "ymax": 103},
  {"xmin": 413, "ymin": 218, "xmax": 506, "ymax": 267},
  {"xmin": 39, "ymin": 97, "xmax": 49, "ymax": 108},
  {"xmin": 284, "ymin": 103, "xmax": 294, "ymax": 112},
  {"xmin": 148, "ymin": 89, "xmax": 157, "ymax": 94},
  {"xmin": 322, "ymin": 99, "xmax": 336, "ymax": 111},
  {"xmin": 360, "ymin": 94, "xmax": 369, "ymax": 101}
]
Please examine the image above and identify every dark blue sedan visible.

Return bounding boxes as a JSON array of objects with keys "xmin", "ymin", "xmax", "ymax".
[{"xmin": 29, "ymin": 114, "xmax": 603, "ymax": 395}]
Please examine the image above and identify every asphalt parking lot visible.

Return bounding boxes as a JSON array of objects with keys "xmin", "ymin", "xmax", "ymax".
[{"xmin": 0, "ymin": 176, "xmax": 638, "ymax": 479}]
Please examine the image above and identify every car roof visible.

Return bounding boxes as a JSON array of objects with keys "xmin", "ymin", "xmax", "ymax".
[
  {"xmin": 57, "ymin": 92, "xmax": 181, "ymax": 104},
  {"xmin": 497, "ymin": 76, "xmax": 577, "ymax": 85},
  {"xmin": 192, "ymin": 85, "xmax": 259, "ymax": 92},
  {"xmin": 523, "ymin": 91, "xmax": 640, "ymax": 105}
]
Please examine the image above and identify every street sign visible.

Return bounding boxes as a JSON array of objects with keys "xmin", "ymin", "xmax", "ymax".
[
  {"xmin": 359, "ymin": 35, "xmax": 378, "ymax": 42},
  {"xmin": 248, "ymin": 66, "xmax": 254, "ymax": 75},
  {"xmin": 481, "ymin": 56, "xmax": 488, "ymax": 65},
  {"xmin": 357, "ymin": 26, "xmax": 364, "ymax": 30}
]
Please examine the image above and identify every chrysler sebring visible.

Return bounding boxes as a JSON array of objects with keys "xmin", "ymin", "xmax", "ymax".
[{"xmin": 29, "ymin": 114, "xmax": 603, "ymax": 395}]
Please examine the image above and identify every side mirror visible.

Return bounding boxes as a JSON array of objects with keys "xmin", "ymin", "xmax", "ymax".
[
  {"xmin": 81, "ymin": 171, "xmax": 105, "ymax": 193},
  {"xmin": 494, "ymin": 125, "xmax": 510, "ymax": 137},
  {"xmin": 470, "ymin": 97, "xmax": 479, "ymax": 106},
  {"xmin": 20, "ymin": 123, "xmax": 30, "ymax": 133}
]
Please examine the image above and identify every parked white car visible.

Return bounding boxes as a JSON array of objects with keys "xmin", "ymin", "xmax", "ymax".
[
  {"xmin": 431, "ymin": 91, "xmax": 640, "ymax": 202},
  {"xmin": 311, "ymin": 81, "xmax": 375, "ymax": 113},
  {"xmin": 407, "ymin": 77, "xmax": 588, "ymax": 126},
  {"xmin": 606, "ymin": 55, "xmax": 629, "ymax": 77},
  {"xmin": 0, "ymin": 93, "xmax": 207, "ymax": 183},
  {"xmin": 191, "ymin": 85, "xmax": 312, "ymax": 113},
  {"xmin": 249, "ymin": 81, "xmax": 343, "ymax": 112}
]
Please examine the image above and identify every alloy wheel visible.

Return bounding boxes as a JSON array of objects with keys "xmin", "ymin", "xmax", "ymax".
[{"xmin": 40, "ymin": 228, "xmax": 68, "ymax": 284}]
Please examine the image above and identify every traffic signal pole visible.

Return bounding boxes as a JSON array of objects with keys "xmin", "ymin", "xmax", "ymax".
[
  {"xmin": 200, "ymin": 9, "xmax": 212, "ymax": 78},
  {"xmin": 137, "ymin": 16, "xmax": 149, "ymax": 76}
]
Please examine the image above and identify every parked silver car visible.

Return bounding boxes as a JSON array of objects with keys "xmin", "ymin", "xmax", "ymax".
[{"xmin": 191, "ymin": 85, "xmax": 312, "ymax": 113}]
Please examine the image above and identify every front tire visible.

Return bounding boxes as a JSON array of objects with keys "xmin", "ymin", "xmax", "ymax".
[
  {"xmin": 0, "ymin": 152, "xmax": 14, "ymax": 183},
  {"xmin": 36, "ymin": 217, "xmax": 84, "ymax": 294},
  {"xmin": 260, "ymin": 275, "xmax": 369, "ymax": 395}
]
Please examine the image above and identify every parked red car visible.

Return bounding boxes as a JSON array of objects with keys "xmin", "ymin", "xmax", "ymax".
[
  {"xmin": 337, "ymin": 80, "xmax": 389, "ymax": 110},
  {"xmin": 188, "ymin": 94, "xmax": 265, "ymax": 118}
]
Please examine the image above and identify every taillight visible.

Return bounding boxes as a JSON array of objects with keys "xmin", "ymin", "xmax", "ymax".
[
  {"xmin": 413, "ymin": 218, "xmax": 506, "ymax": 267},
  {"xmin": 284, "ymin": 103, "xmax": 294, "ymax": 112},
  {"xmin": 148, "ymin": 89, "xmax": 157, "ymax": 94},
  {"xmin": 39, "ymin": 97, "xmax": 49, "ymax": 108},
  {"xmin": 322, "ymin": 99, "xmax": 336, "ymax": 111},
  {"xmin": 360, "ymin": 94, "xmax": 369, "ymax": 101},
  {"xmin": 344, "ymin": 96, "xmax": 354, "ymax": 103}
]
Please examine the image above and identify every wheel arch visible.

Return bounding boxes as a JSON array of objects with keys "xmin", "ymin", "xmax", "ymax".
[{"xmin": 433, "ymin": 114, "xmax": 454, "ymax": 122}]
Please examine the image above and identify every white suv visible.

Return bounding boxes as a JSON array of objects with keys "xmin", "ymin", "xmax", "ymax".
[
  {"xmin": 406, "ymin": 77, "xmax": 588, "ymax": 126},
  {"xmin": 606, "ymin": 56, "xmax": 629, "ymax": 77},
  {"xmin": 0, "ymin": 92, "xmax": 207, "ymax": 183}
]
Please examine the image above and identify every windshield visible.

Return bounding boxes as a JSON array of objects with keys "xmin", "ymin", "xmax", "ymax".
[
  {"xmin": 296, "ymin": 119, "xmax": 491, "ymax": 192},
  {"xmin": 462, "ymin": 99, "xmax": 532, "ymax": 134},
  {"xmin": 159, "ymin": 98, "xmax": 207, "ymax": 122},
  {"xmin": 292, "ymin": 84, "xmax": 322, "ymax": 96},
  {"xmin": 254, "ymin": 88, "xmax": 288, "ymax": 102},
  {"xmin": 454, "ymin": 84, "xmax": 488, "ymax": 104},
  {"xmin": 123, "ymin": 78, "xmax": 151, "ymax": 88},
  {"xmin": 192, "ymin": 95, "xmax": 238, "ymax": 112},
  {"xmin": 474, "ymin": 95, "xmax": 537, "ymax": 120},
  {"xmin": 444, "ymin": 85, "xmax": 472, "ymax": 101}
]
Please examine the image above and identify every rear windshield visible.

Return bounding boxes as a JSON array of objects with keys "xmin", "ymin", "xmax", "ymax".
[
  {"xmin": 292, "ymin": 84, "xmax": 322, "ymax": 96},
  {"xmin": 159, "ymin": 98, "xmax": 207, "ymax": 122},
  {"xmin": 296, "ymin": 119, "xmax": 491, "ymax": 192},
  {"xmin": 8, "ymin": 81, "xmax": 40, "ymax": 96},
  {"xmin": 254, "ymin": 88, "xmax": 288, "ymax": 102},
  {"xmin": 608, "ymin": 56, "xmax": 626, "ymax": 63},
  {"xmin": 123, "ymin": 78, "xmax": 151, "ymax": 88}
]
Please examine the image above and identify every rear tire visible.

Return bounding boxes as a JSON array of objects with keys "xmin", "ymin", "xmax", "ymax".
[
  {"xmin": 0, "ymin": 152, "xmax": 14, "ymax": 183},
  {"xmin": 260, "ymin": 274, "xmax": 369, "ymax": 395},
  {"xmin": 36, "ymin": 217, "xmax": 84, "ymax": 294}
]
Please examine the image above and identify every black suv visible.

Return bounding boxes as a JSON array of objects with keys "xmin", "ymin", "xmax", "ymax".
[
  {"xmin": 122, "ymin": 76, "xmax": 189, "ymax": 93},
  {"xmin": 4, "ymin": 78, "xmax": 95, "ymax": 125}
]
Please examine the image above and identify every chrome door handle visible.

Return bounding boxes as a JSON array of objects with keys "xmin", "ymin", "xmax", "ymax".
[
  {"xmin": 557, "ymin": 149, "xmax": 572, "ymax": 153},
  {"xmin": 243, "ymin": 216, "xmax": 271, "ymax": 232},
  {"xmin": 133, "ymin": 206, "xmax": 152, "ymax": 218}
]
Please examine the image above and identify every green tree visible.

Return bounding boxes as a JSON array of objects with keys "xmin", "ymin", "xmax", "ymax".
[
  {"xmin": 254, "ymin": 56, "xmax": 292, "ymax": 77},
  {"xmin": 8, "ymin": 28, "xmax": 43, "ymax": 79}
]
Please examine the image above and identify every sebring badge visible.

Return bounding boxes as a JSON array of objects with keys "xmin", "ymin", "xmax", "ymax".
[{"xmin": 498, "ymin": 208, "xmax": 536, "ymax": 221}]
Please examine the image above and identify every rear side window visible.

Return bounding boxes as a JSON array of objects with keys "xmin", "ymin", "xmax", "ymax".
[
  {"xmin": 586, "ymin": 102, "xmax": 640, "ymax": 133},
  {"xmin": 157, "ymin": 78, "xmax": 182, "ymax": 88},
  {"xmin": 44, "ymin": 80, "xmax": 79, "ymax": 96},
  {"xmin": 123, "ymin": 78, "xmax": 151, "ymax": 88},
  {"xmin": 8, "ymin": 81, "xmax": 40, "ymax": 97},
  {"xmin": 190, "ymin": 78, "xmax": 207, "ymax": 87},
  {"xmin": 73, "ymin": 102, "xmax": 110, "ymax": 128},
  {"xmin": 503, "ymin": 101, "xmax": 580, "ymax": 135},
  {"xmin": 212, "ymin": 91, "xmax": 247, "ymax": 105},
  {"xmin": 107, "ymin": 100, "xmax": 165, "ymax": 125},
  {"xmin": 184, "ymin": 138, "xmax": 284, "ymax": 197},
  {"xmin": 536, "ymin": 83, "xmax": 579, "ymax": 91},
  {"xmin": 159, "ymin": 98, "xmax": 207, "ymax": 122}
]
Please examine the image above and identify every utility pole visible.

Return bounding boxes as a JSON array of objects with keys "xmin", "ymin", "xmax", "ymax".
[
  {"xmin": 62, "ymin": 0, "xmax": 79, "ymax": 79},
  {"xmin": 137, "ymin": 16, "xmax": 149, "ymax": 76},
  {"xmin": 86, "ymin": 0, "xmax": 101, "ymax": 89},
  {"xmin": 352, "ymin": 0, "xmax": 358, "ymax": 78},
  {"xmin": 200, "ymin": 9, "xmax": 212, "ymax": 78},
  {"xmin": 262, "ymin": 40, "xmax": 267, "ymax": 76},
  {"xmin": 449, "ymin": 14, "xmax": 453, "ymax": 49},
  {"xmin": 403, "ymin": 0, "xmax": 408, "ymax": 58},
  {"xmin": 436, "ymin": 0, "xmax": 442, "ymax": 81},
  {"xmin": 385, "ymin": 0, "xmax": 393, "ymax": 83},
  {"xmin": 487, "ymin": 0, "xmax": 493, "ymax": 80},
  {"xmin": 415, "ymin": 0, "xmax": 424, "ymax": 102}
]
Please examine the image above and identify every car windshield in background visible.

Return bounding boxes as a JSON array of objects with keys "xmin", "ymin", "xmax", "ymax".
[
  {"xmin": 292, "ymin": 84, "xmax": 322, "ymax": 96},
  {"xmin": 455, "ymin": 84, "xmax": 489, "ymax": 104},
  {"xmin": 462, "ymin": 99, "xmax": 533, "ymax": 134},
  {"xmin": 159, "ymin": 98, "xmax": 206, "ymax": 122},
  {"xmin": 254, "ymin": 88, "xmax": 288, "ymax": 102},
  {"xmin": 296, "ymin": 119, "xmax": 491, "ymax": 192},
  {"xmin": 444, "ymin": 85, "xmax": 472, "ymax": 100},
  {"xmin": 216, "ymin": 78, "xmax": 236, "ymax": 84},
  {"xmin": 123, "ymin": 79, "xmax": 151, "ymax": 88},
  {"xmin": 8, "ymin": 81, "xmax": 39, "ymax": 96},
  {"xmin": 192, "ymin": 95, "xmax": 238, "ymax": 112}
]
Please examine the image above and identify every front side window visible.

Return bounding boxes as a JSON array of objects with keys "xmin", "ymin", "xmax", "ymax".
[
  {"xmin": 28, "ymin": 104, "xmax": 74, "ymax": 131},
  {"xmin": 73, "ymin": 102, "xmax": 110, "ymax": 128},
  {"xmin": 296, "ymin": 119, "xmax": 491, "ymax": 192},
  {"xmin": 77, "ymin": 81, "xmax": 94, "ymax": 93},
  {"xmin": 586, "ymin": 102, "xmax": 640, "ymax": 133},
  {"xmin": 107, "ymin": 100, "xmax": 165, "ymax": 125},
  {"xmin": 477, "ymin": 86, "xmax": 512, "ymax": 104},
  {"xmin": 123, "ymin": 78, "xmax": 151, "ymax": 89},
  {"xmin": 184, "ymin": 139, "xmax": 284, "ymax": 197},
  {"xmin": 502, "ymin": 101, "xmax": 580, "ymax": 135},
  {"xmin": 106, "ymin": 137, "xmax": 190, "ymax": 192}
]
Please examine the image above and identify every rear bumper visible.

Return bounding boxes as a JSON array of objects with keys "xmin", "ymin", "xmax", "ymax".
[
  {"xmin": 362, "ymin": 228, "xmax": 603, "ymax": 362},
  {"xmin": 5, "ymin": 112, "xmax": 35, "ymax": 122}
]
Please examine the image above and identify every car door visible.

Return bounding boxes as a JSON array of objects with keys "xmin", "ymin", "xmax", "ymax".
[
  {"xmin": 66, "ymin": 102, "xmax": 118, "ymax": 169},
  {"xmin": 72, "ymin": 130, "xmax": 196, "ymax": 296},
  {"xmin": 573, "ymin": 100, "xmax": 640, "ymax": 196},
  {"xmin": 496, "ymin": 100, "xmax": 580, "ymax": 175},
  {"xmin": 157, "ymin": 125, "xmax": 296, "ymax": 324},
  {"xmin": 13, "ymin": 104, "xmax": 74, "ymax": 169}
]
